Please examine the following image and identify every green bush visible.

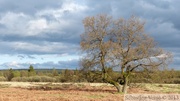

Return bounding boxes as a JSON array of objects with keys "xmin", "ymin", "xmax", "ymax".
[
  {"xmin": 39, "ymin": 76, "xmax": 56, "ymax": 82},
  {"xmin": 30, "ymin": 76, "xmax": 41, "ymax": 82},
  {"xmin": 13, "ymin": 71, "xmax": 20, "ymax": 77},
  {"xmin": 20, "ymin": 70, "xmax": 28, "ymax": 77}
]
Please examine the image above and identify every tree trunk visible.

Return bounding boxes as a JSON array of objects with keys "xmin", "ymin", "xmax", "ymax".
[
  {"xmin": 114, "ymin": 82, "xmax": 121, "ymax": 93},
  {"xmin": 122, "ymin": 76, "xmax": 128, "ymax": 93},
  {"xmin": 103, "ymin": 73, "xmax": 122, "ymax": 93}
]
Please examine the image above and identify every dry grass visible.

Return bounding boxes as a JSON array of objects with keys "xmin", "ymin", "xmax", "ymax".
[
  {"xmin": 0, "ymin": 82, "xmax": 179, "ymax": 101},
  {"xmin": 139, "ymin": 83, "xmax": 180, "ymax": 93}
]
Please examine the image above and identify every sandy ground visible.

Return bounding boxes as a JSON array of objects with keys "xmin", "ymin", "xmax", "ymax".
[{"xmin": 0, "ymin": 82, "xmax": 179, "ymax": 101}]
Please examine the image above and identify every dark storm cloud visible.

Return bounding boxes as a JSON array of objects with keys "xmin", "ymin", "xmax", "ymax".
[
  {"xmin": 0, "ymin": 0, "xmax": 84, "ymax": 56},
  {"xmin": 0, "ymin": 0, "xmax": 179, "ymax": 69},
  {"xmin": 32, "ymin": 60, "xmax": 79, "ymax": 69},
  {"xmin": 17, "ymin": 55, "xmax": 25, "ymax": 59},
  {"xmin": 86, "ymin": 0, "xmax": 180, "ymax": 69},
  {"xmin": 0, "ymin": 32, "xmax": 80, "ymax": 44},
  {"xmin": 0, "ymin": 23, "xmax": 6, "ymax": 29},
  {"xmin": 85, "ymin": 0, "xmax": 112, "ymax": 15},
  {"xmin": 43, "ymin": 32, "xmax": 81, "ymax": 44},
  {"xmin": 0, "ymin": 39, "xmax": 79, "ymax": 56},
  {"xmin": 141, "ymin": 0, "xmax": 180, "ymax": 30},
  {"xmin": 39, "ymin": 59, "xmax": 79, "ymax": 69},
  {"xmin": 0, "ymin": 0, "xmax": 62, "ymax": 14},
  {"xmin": 17, "ymin": 55, "xmax": 36, "ymax": 60},
  {"xmin": 171, "ymin": 56, "xmax": 180, "ymax": 70},
  {"xmin": 142, "ymin": 0, "xmax": 171, "ymax": 9},
  {"xmin": 58, "ymin": 59, "xmax": 79, "ymax": 69}
]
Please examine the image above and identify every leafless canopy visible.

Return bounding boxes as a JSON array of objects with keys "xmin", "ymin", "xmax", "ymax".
[{"xmin": 80, "ymin": 14, "xmax": 172, "ymax": 93}]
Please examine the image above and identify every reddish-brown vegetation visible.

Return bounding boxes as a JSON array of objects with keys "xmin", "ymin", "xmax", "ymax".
[{"xmin": 0, "ymin": 82, "xmax": 173, "ymax": 101}]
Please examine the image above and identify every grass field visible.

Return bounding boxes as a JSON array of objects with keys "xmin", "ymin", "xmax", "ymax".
[{"xmin": 0, "ymin": 82, "xmax": 179, "ymax": 101}]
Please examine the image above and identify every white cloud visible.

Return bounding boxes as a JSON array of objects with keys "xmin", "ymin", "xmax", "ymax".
[
  {"xmin": 11, "ymin": 41, "xmax": 78, "ymax": 54},
  {"xmin": 0, "ymin": 1, "xmax": 88, "ymax": 37},
  {"xmin": 157, "ymin": 54, "xmax": 168, "ymax": 58},
  {"xmin": 0, "ymin": 12, "xmax": 30, "ymax": 34},
  {"xmin": 27, "ymin": 18, "xmax": 48, "ymax": 34},
  {"xmin": 0, "ymin": 58, "xmax": 79, "ymax": 69},
  {"xmin": 3, "ymin": 61, "xmax": 20, "ymax": 68},
  {"xmin": 36, "ymin": 1, "xmax": 88, "ymax": 18}
]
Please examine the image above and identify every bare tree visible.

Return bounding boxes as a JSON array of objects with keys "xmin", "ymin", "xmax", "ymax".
[{"xmin": 80, "ymin": 14, "xmax": 172, "ymax": 93}]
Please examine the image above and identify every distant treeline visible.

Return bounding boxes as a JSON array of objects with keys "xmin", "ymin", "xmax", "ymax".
[{"xmin": 0, "ymin": 65, "xmax": 179, "ymax": 84}]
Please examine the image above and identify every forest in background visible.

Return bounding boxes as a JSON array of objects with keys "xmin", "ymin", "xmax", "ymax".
[{"xmin": 0, "ymin": 65, "xmax": 179, "ymax": 84}]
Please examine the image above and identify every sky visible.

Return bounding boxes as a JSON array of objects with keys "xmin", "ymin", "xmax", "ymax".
[{"xmin": 0, "ymin": 0, "xmax": 179, "ymax": 70}]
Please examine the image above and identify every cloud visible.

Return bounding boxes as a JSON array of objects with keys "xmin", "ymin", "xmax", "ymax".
[
  {"xmin": 0, "ymin": 1, "xmax": 85, "ymax": 56},
  {"xmin": 0, "ymin": 59, "xmax": 79, "ymax": 69},
  {"xmin": 18, "ymin": 55, "xmax": 25, "ymax": 60},
  {"xmin": 0, "ymin": 12, "xmax": 59, "ymax": 36},
  {"xmin": 0, "ymin": 0, "xmax": 88, "ymax": 37},
  {"xmin": 0, "ymin": 41, "xmax": 79, "ymax": 55},
  {"xmin": 0, "ymin": 0, "xmax": 179, "ymax": 69},
  {"xmin": 156, "ymin": 54, "xmax": 169, "ymax": 59},
  {"xmin": 0, "ymin": 0, "xmax": 63, "ymax": 14},
  {"xmin": 1, "ymin": 61, "xmax": 21, "ymax": 69},
  {"xmin": 17, "ymin": 55, "xmax": 36, "ymax": 60}
]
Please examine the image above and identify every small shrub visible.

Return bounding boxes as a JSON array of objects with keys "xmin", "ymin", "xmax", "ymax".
[
  {"xmin": 40, "ymin": 76, "xmax": 56, "ymax": 82},
  {"xmin": 54, "ymin": 76, "xmax": 61, "ymax": 82},
  {"xmin": 0, "ymin": 76, "xmax": 6, "ymax": 81},
  {"xmin": 12, "ymin": 77, "xmax": 30, "ymax": 82},
  {"xmin": 3, "ymin": 68, "xmax": 14, "ymax": 81},
  {"xmin": 31, "ymin": 76, "xmax": 41, "ymax": 82},
  {"xmin": 173, "ymin": 78, "xmax": 180, "ymax": 84},
  {"xmin": 158, "ymin": 84, "xmax": 163, "ymax": 87},
  {"xmin": 12, "ymin": 76, "xmax": 57, "ymax": 82}
]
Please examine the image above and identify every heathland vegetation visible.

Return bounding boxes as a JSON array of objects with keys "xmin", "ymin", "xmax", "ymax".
[{"xmin": 0, "ymin": 65, "xmax": 179, "ymax": 84}]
